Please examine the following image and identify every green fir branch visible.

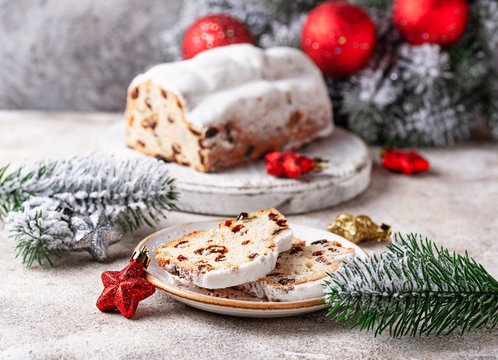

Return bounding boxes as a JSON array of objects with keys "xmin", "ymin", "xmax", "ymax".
[{"xmin": 324, "ymin": 233, "xmax": 498, "ymax": 337}]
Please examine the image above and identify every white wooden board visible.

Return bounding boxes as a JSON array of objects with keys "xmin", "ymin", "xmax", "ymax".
[{"xmin": 97, "ymin": 123, "xmax": 371, "ymax": 215}]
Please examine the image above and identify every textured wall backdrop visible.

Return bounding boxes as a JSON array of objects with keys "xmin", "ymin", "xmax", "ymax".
[{"xmin": 0, "ymin": 0, "xmax": 182, "ymax": 111}]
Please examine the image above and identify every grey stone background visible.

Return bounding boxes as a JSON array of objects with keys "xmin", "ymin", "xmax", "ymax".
[{"xmin": 0, "ymin": 0, "xmax": 182, "ymax": 111}]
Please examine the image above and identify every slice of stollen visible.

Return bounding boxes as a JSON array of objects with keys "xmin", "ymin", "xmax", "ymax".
[
  {"xmin": 238, "ymin": 238, "xmax": 355, "ymax": 301},
  {"xmin": 155, "ymin": 209, "xmax": 292, "ymax": 289}
]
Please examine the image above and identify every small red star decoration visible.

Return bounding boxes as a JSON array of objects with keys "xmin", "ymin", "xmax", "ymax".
[
  {"xmin": 382, "ymin": 149, "xmax": 430, "ymax": 175},
  {"xmin": 265, "ymin": 150, "xmax": 325, "ymax": 178},
  {"xmin": 96, "ymin": 260, "xmax": 155, "ymax": 319}
]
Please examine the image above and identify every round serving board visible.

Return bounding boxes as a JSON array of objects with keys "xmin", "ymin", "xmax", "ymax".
[{"xmin": 96, "ymin": 123, "xmax": 371, "ymax": 215}]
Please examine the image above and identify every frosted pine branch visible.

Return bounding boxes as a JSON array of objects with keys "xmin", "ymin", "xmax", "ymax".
[
  {"xmin": 477, "ymin": 0, "xmax": 498, "ymax": 50},
  {"xmin": 487, "ymin": 76, "xmax": 498, "ymax": 139},
  {"xmin": 476, "ymin": 0, "xmax": 498, "ymax": 139},
  {"xmin": 324, "ymin": 233, "xmax": 498, "ymax": 337},
  {"xmin": 5, "ymin": 197, "xmax": 73, "ymax": 267},
  {"xmin": 258, "ymin": 14, "xmax": 306, "ymax": 49},
  {"xmin": 1, "ymin": 154, "xmax": 177, "ymax": 267},
  {"xmin": 0, "ymin": 153, "xmax": 177, "ymax": 232},
  {"xmin": 397, "ymin": 44, "xmax": 452, "ymax": 94}
]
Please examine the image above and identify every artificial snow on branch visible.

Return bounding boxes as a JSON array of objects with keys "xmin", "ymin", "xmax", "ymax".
[
  {"xmin": 324, "ymin": 233, "xmax": 498, "ymax": 337},
  {"xmin": 5, "ymin": 196, "xmax": 73, "ymax": 267},
  {"xmin": 0, "ymin": 153, "xmax": 177, "ymax": 231},
  {"xmin": 0, "ymin": 154, "xmax": 178, "ymax": 267}
]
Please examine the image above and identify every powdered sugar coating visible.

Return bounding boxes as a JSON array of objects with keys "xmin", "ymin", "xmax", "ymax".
[{"xmin": 129, "ymin": 44, "xmax": 333, "ymax": 135}]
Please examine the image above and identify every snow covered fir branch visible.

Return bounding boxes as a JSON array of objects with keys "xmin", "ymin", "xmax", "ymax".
[
  {"xmin": 163, "ymin": 0, "xmax": 498, "ymax": 146},
  {"xmin": 0, "ymin": 154, "xmax": 177, "ymax": 266},
  {"xmin": 324, "ymin": 233, "xmax": 498, "ymax": 337},
  {"xmin": 5, "ymin": 197, "xmax": 73, "ymax": 267}
]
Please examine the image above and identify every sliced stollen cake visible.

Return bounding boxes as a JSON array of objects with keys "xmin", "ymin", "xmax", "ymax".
[
  {"xmin": 238, "ymin": 238, "xmax": 355, "ymax": 301},
  {"xmin": 155, "ymin": 209, "xmax": 292, "ymax": 289}
]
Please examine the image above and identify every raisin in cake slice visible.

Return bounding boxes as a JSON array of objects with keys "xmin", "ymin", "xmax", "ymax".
[
  {"xmin": 155, "ymin": 209, "xmax": 292, "ymax": 289},
  {"xmin": 237, "ymin": 238, "xmax": 355, "ymax": 301}
]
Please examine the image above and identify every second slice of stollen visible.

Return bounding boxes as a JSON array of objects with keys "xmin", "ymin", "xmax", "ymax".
[
  {"xmin": 155, "ymin": 209, "xmax": 292, "ymax": 289},
  {"xmin": 237, "ymin": 238, "xmax": 355, "ymax": 301}
]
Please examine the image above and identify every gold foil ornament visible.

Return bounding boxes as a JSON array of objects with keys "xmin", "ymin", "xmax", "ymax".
[{"xmin": 327, "ymin": 214, "xmax": 391, "ymax": 244}]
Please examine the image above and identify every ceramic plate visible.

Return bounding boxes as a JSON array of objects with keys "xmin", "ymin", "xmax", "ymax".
[{"xmin": 135, "ymin": 220, "xmax": 368, "ymax": 318}]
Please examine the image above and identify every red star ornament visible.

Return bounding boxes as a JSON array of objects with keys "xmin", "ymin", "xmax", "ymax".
[
  {"xmin": 382, "ymin": 149, "xmax": 430, "ymax": 175},
  {"xmin": 265, "ymin": 150, "xmax": 327, "ymax": 178},
  {"xmin": 96, "ymin": 260, "xmax": 155, "ymax": 319}
]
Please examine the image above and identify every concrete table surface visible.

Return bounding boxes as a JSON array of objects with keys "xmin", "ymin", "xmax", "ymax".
[{"xmin": 0, "ymin": 111, "xmax": 497, "ymax": 359}]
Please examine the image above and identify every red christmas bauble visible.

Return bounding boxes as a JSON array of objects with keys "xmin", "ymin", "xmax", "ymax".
[
  {"xmin": 301, "ymin": 1, "xmax": 377, "ymax": 78},
  {"xmin": 393, "ymin": 0, "xmax": 469, "ymax": 47},
  {"xmin": 181, "ymin": 14, "xmax": 255, "ymax": 59}
]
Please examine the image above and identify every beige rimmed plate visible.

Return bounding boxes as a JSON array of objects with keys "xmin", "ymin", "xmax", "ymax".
[{"xmin": 135, "ymin": 220, "xmax": 368, "ymax": 318}]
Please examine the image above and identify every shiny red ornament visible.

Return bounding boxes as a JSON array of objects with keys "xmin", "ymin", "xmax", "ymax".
[
  {"xmin": 181, "ymin": 14, "xmax": 255, "ymax": 59},
  {"xmin": 265, "ymin": 151, "xmax": 316, "ymax": 178},
  {"xmin": 301, "ymin": 1, "xmax": 377, "ymax": 78},
  {"xmin": 393, "ymin": 0, "xmax": 468, "ymax": 47},
  {"xmin": 96, "ymin": 260, "xmax": 155, "ymax": 319},
  {"xmin": 382, "ymin": 149, "xmax": 430, "ymax": 175}
]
